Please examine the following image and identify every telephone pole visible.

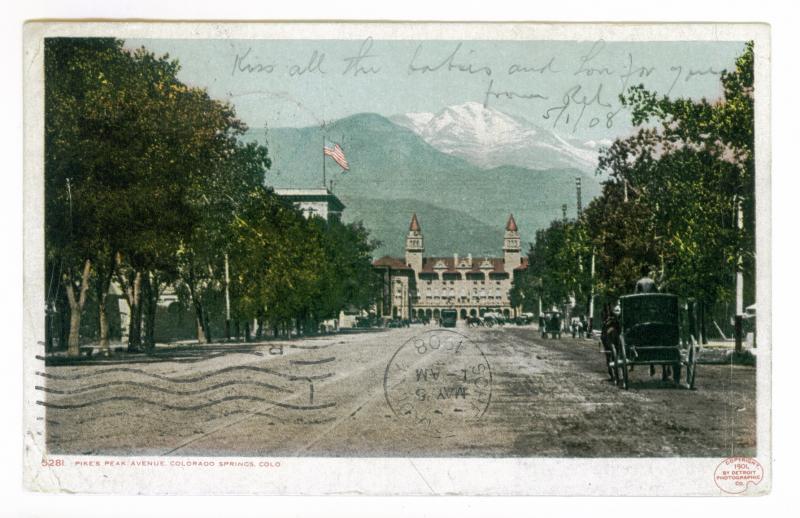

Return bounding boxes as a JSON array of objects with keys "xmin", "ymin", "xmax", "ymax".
[
  {"xmin": 588, "ymin": 248, "xmax": 596, "ymax": 335},
  {"xmin": 322, "ymin": 134, "xmax": 327, "ymax": 188},
  {"xmin": 575, "ymin": 177, "xmax": 582, "ymax": 216},
  {"xmin": 734, "ymin": 195, "xmax": 744, "ymax": 352}
]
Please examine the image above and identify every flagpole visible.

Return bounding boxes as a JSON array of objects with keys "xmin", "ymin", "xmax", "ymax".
[{"xmin": 322, "ymin": 134, "xmax": 327, "ymax": 189}]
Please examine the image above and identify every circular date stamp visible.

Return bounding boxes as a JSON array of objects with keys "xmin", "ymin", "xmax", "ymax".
[
  {"xmin": 714, "ymin": 457, "xmax": 764, "ymax": 494},
  {"xmin": 383, "ymin": 329, "xmax": 492, "ymax": 438}
]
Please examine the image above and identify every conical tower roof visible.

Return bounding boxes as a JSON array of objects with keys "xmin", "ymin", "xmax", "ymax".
[
  {"xmin": 505, "ymin": 214, "xmax": 518, "ymax": 232},
  {"xmin": 409, "ymin": 213, "xmax": 421, "ymax": 232}
]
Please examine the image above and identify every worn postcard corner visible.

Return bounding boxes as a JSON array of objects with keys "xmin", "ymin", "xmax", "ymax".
[{"xmin": 22, "ymin": 21, "xmax": 770, "ymax": 496}]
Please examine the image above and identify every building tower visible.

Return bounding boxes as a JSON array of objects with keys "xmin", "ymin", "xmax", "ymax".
[
  {"xmin": 405, "ymin": 213, "xmax": 424, "ymax": 273},
  {"xmin": 503, "ymin": 214, "xmax": 521, "ymax": 273}
]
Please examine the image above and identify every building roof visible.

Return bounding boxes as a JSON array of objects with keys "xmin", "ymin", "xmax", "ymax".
[
  {"xmin": 409, "ymin": 213, "xmax": 421, "ymax": 232},
  {"xmin": 372, "ymin": 255, "xmax": 413, "ymax": 270},
  {"xmin": 506, "ymin": 213, "xmax": 518, "ymax": 232},
  {"xmin": 374, "ymin": 255, "xmax": 528, "ymax": 273},
  {"xmin": 273, "ymin": 188, "xmax": 345, "ymax": 212}
]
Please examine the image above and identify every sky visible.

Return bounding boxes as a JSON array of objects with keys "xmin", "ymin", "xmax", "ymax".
[{"xmin": 124, "ymin": 38, "xmax": 746, "ymax": 141}]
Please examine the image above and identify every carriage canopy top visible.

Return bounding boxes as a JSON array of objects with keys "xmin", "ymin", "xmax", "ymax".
[{"xmin": 619, "ymin": 293, "xmax": 680, "ymax": 351}]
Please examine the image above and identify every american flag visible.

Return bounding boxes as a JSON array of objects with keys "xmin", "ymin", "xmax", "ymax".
[{"xmin": 323, "ymin": 142, "xmax": 349, "ymax": 171}]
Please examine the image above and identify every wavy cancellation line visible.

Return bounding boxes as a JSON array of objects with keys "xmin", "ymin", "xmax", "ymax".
[
  {"xmin": 36, "ymin": 365, "xmax": 336, "ymax": 383},
  {"xmin": 35, "ymin": 379, "xmax": 293, "ymax": 396},
  {"xmin": 36, "ymin": 350, "xmax": 266, "ymax": 364},
  {"xmin": 37, "ymin": 395, "xmax": 337, "ymax": 411}
]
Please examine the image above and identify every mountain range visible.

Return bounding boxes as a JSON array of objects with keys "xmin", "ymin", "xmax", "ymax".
[
  {"xmin": 244, "ymin": 104, "xmax": 604, "ymax": 257},
  {"xmin": 390, "ymin": 101, "xmax": 609, "ymax": 172}
]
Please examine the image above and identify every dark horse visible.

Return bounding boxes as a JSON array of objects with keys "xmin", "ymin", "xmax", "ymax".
[{"xmin": 600, "ymin": 304, "xmax": 622, "ymax": 383}]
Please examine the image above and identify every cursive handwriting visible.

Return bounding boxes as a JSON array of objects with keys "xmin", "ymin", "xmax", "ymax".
[
  {"xmin": 508, "ymin": 56, "xmax": 560, "ymax": 75},
  {"xmin": 574, "ymin": 41, "xmax": 614, "ymax": 77},
  {"xmin": 289, "ymin": 50, "xmax": 327, "ymax": 77},
  {"xmin": 408, "ymin": 43, "xmax": 492, "ymax": 76},
  {"xmin": 543, "ymin": 84, "xmax": 618, "ymax": 133},
  {"xmin": 342, "ymin": 37, "xmax": 381, "ymax": 77},
  {"xmin": 667, "ymin": 65, "xmax": 724, "ymax": 95},
  {"xmin": 483, "ymin": 79, "xmax": 549, "ymax": 106},
  {"xmin": 231, "ymin": 47, "xmax": 276, "ymax": 76},
  {"xmin": 618, "ymin": 53, "xmax": 656, "ymax": 93}
]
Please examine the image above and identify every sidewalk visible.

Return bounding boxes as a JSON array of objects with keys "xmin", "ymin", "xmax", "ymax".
[
  {"xmin": 583, "ymin": 330, "xmax": 757, "ymax": 366},
  {"xmin": 700, "ymin": 339, "xmax": 758, "ymax": 365}
]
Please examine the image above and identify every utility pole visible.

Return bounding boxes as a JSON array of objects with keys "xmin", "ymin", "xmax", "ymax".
[
  {"xmin": 575, "ymin": 177, "xmax": 582, "ymax": 216},
  {"xmin": 734, "ymin": 195, "xmax": 744, "ymax": 352},
  {"xmin": 561, "ymin": 204, "xmax": 567, "ymax": 223},
  {"xmin": 224, "ymin": 253, "xmax": 231, "ymax": 341},
  {"xmin": 322, "ymin": 134, "xmax": 327, "ymax": 188},
  {"xmin": 588, "ymin": 247, "xmax": 595, "ymax": 334}
]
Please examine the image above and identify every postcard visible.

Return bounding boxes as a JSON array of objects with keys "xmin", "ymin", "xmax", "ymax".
[{"xmin": 23, "ymin": 21, "xmax": 771, "ymax": 495}]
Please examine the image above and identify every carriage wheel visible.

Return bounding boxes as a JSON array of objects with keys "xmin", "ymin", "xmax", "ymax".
[
  {"xmin": 686, "ymin": 341, "xmax": 698, "ymax": 390},
  {"xmin": 607, "ymin": 341, "xmax": 620, "ymax": 385},
  {"xmin": 618, "ymin": 336, "xmax": 629, "ymax": 389}
]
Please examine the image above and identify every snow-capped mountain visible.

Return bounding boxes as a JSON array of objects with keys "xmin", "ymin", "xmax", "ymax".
[{"xmin": 390, "ymin": 101, "xmax": 606, "ymax": 173}]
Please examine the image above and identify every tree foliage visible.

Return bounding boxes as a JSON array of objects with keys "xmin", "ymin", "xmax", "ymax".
[
  {"xmin": 45, "ymin": 38, "xmax": 380, "ymax": 354},
  {"xmin": 512, "ymin": 42, "xmax": 755, "ymax": 316}
]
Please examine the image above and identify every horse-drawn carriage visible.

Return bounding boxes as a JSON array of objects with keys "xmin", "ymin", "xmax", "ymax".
[
  {"xmin": 603, "ymin": 293, "xmax": 697, "ymax": 390},
  {"xmin": 540, "ymin": 311, "xmax": 562, "ymax": 339}
]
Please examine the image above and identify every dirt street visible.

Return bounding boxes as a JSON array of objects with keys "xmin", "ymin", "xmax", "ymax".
[{"xmin": 42, "ymin": 325, "xmax": 756, "ymax": 457}]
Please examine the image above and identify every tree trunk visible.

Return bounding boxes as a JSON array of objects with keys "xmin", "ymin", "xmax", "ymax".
[
  {"xmin": 57, "ymin": 292, "xmax": 69, "ymax": 350},
  {"xmin": 64, "ymin": 259, "xmax": 92, "ymax": 357},
  {"xmin": 98, "ymin": 298, "xmax": 109, "ymax": 354},
  {"xmin": 126, "ymin": 271, "xmax": 143, "ymax": 352},
  {"xmin": 141, "ymin": 272, "xmax": 160, "ymax": 351},
  {"xmin": 68, "ymin": 309, "xmax": 82, "ymax": 356},
  {"xmin": 96, "ymin": 253, "xmax": 115, "ymax": 356},
  {"xmin": 256, "ymin": 317, "xmax": 264, "ymax": 340},
  {"xmin": 45, "ymin": 304, "xmax": 53, "ymax": 352},
  {"xmin": 700, "ymin": 300, "xmax": 708, "ymax": 345},
  {"xmin": 195, "ymin": 313, "xmax": 207, "ymax": 343},
  {"xmin": 186, "ymin": 270, "xmax": 208, "ymax": 344},
  {"xmin": 192, "ymin": 297, "xmax": 207, "ymax": 344},
  {"xmin": 204, "ymin": 308, "xmax": 212, "ymax": 343}
]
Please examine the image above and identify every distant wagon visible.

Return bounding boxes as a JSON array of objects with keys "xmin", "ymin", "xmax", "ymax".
[
  {"xmin": 604, "ymin": 293, "xmax": 698, "ymax": 390},
  {"xmin": 541, "ymin": 311, "xmax": 562, "ymax": 339},
  {"xmin": 440, "ymin": 309, "xmax": 458, "ymax": 328}
]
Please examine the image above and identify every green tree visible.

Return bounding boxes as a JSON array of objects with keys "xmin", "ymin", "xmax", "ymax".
[
  {"xmin": 595, "ymin": 41, "xmax": 754, "ymax": 308},
  {"xmin": 46, "ymin": 38, "xmax": 274, "ymax": 353}
]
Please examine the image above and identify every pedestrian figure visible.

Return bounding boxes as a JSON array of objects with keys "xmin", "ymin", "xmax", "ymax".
[{"xmin": 635, "ymin": 265, "xmax": 658, "ymax": 294}]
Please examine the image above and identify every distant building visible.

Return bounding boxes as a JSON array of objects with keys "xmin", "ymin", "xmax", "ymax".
[
  {"xmin": 373, "ymin": 213, "xmax": 528, "ymax": 321},
  {"xmin": 274, "ymin": 188, "xmax": 345, "ymax": 222}
]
